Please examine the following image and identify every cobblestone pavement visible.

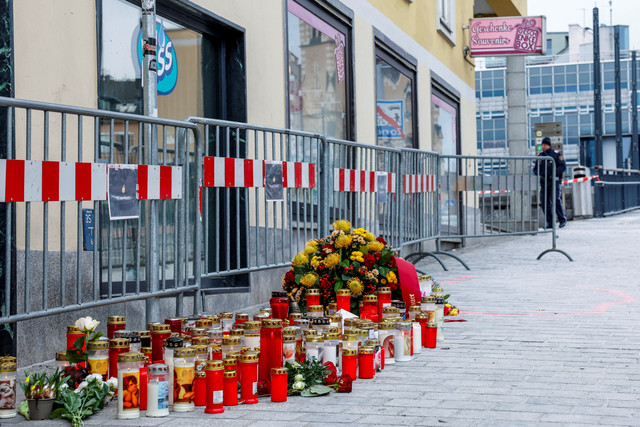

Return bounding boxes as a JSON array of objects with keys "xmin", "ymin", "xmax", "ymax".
[{"xmin": 7, "ymin": 212, "xmax": 640, "ymax": 426}]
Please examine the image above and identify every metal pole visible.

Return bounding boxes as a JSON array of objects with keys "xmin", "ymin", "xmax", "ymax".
[
  {"xmin": 632, "ymin": 51, "xmax": 638, "ymax": 170},
  {"xmin": 593, "ymin": 8, "xmax": 603, "ymax": 168},
  {"xmin": 614, "ymin": 26, "xmax": 623, "ymax": 168},
  {"xmin": 142, "ymin": 0, "xmax": 160, "ymax": 322}
]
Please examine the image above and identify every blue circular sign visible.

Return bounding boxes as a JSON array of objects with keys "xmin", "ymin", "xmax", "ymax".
[{"xmin": 137, "ymin": 22, "xmax": 178, "ymax": 95}]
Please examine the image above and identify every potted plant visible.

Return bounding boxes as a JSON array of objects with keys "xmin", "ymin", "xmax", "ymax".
[{"xmin": 20, "ymin": 369, "xmax": 68, "ymax": 420}]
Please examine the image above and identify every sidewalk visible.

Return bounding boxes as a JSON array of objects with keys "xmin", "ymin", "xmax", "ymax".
[{"xmin": 8, "ymin": 211, "xmax": 640, "ymax": 426}]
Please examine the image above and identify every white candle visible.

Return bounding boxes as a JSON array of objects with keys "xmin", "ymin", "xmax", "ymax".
[
  {"xmin": 322, "ymin": 344, "xmax": 337, "ymax": 366},
  {"xmin": 244, "ymin": 334, "xmax": 260, "ymax": 350},
  {"xmin": 146, "ymin": 379, "xmax": 169, "ymax": 417},
  {"xmin": 0, "ymin": 371, "xmax": 17, "ymax": 419},
  {"xmin": 117, "ymin": 368, "xmax": 140, "ymax": 419},
  {"xmin": 412, "ymin": 323, "xmax": 422, "ymax": 354}
]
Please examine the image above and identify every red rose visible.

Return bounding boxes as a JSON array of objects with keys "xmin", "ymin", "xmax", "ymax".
[
  {"xmin": 323, "ymin": 361, "xmax": 338, "ymax": 385},
  {"xmin": 284, "ymin": 269, "xmax": 295, "ymax": 284},
  {"xmin": 376, "ymin": 236, "xmax": 387, "ymax": 245},
  {"xmin": 363, "ymin": 254, "xmax": 376, "ymax": 268},
  {"xmin": 336, "ymin": 374, "xmax": 353, "ymax": 393},
  {"xmin": 257, "ymin": 378, "xmax": 271, "ymax": 395}
]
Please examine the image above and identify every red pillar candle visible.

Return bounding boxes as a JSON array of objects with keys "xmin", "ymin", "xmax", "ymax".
[
  {"xmin": 205, "ymin": 360, "xmax": 224, "ymax": 414},
  {"xmin": 270, "ymin": 368, "xmax": 288, "ymax": 402},
  {"xmin": 336, "ymin": 289, "xmax": 351, "ymax": 312},
  {"xmin": 211, "ymin": 345, "xmax": 222, "ymax": 361},
  {"xmin": 416, "ymin": 313, "xmax": 429, "ymax": 347},
  {"xmin": 270, "ymin": 292, "xmax": 290, "ymax": 320},
  {"xmin": 305, "ymin": 289, "xmax": 320, "ymax": 307},
  {"xmin": 150, "ymin": 325, "xmax": 171, "ymax": 364},
  {"xmin": 424, "ymin": 321, "xmax": 437, "ymax": 348},
  {"xmin": 194, "ymin": 371, "xmax": 207, "ymax": 407},
  {"xmin": 235, "ymin": 313, "xmax": 250, "ymax": 327},
  {"xmin": 258, "ymin": 319, "xmax": 283, "ymax": 382},
  {"xmin": 67, "ymin": 326, "xmax": 86, "ymax": 368},
  {"xmin": 376, "ymin": 286, "xmax": 391, "ymax": 315},
  {"xmin": 358, "ymin": 347, "xmax": 375, "ymax": 379},
  {"xmin": 341, "ymin": 349, "xmax": 357, "ymax": 381},
  {"xmin": 223, "ymin": 370, "xmax": 238, "ymax": 406},
  {"xmin": 296, "ymin": 346, "xmax": 306, "ymax": 364},
  {"xmin": 108, "ymin": 338, "xmax": 130, "ymax": 381},
  {"xmin": 107, "ymin": 316, "xmax": 126, "ymax": 340},
  {"xmin": 164, "ymin": 317, "xmax": 182, "ymax": 334},
  {"xmin": 239, "ymin": 352, "xmax": 259, "ymax": 404},
  {"xmin": 361, "ymin": 295, "xmax": 379, "ymax": 322},
  {"xmin": 140, "ymin": 366, "xmax": 147, "ymax": 410}
]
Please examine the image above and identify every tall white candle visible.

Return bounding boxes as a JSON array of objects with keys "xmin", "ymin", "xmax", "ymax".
[{"xmin": 412, "ymin": 322, "xmax": 422, "ymax": 354}]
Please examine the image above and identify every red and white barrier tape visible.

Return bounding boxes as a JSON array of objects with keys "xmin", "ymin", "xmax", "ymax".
[
  {"xmin": 334, "ymin": 168, "xmax": 396, "ymax": 193},
  {"xmin": 0, "ymin": 159, "xmax": 182, "ymax": 202},
  {"xmin": 402, "ymin": 174, "xmax": 436, "ymax": 194},
  {"xmin": 562, "ymin": 174, "xmax": 600, "ymax": 184},
  {"xmin": 479, "ymin": 189, "xmax": 509, "ymax": 194},
  {"xmin": 203, "ymin": 156, "xmax": 315, "ymax": 189}
]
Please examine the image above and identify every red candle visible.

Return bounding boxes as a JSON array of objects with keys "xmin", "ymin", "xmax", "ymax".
[
  {"xmin": 235, "ymin": 313, "xmax": 249, "ymax": 327},
  {"xmin": 211, "ymin": 345, "xmax": 222, "ymax": 361},
  {"xmin": 239, "ymin": 352, "xmax": 259, "ymax": 404},
  {"xmin": 141, "ymin": 347, "xmax": 152, "ymax": 367},
  {"xmin": 305, "ymin": 289, "xmax": 320, "ymax": 307},
  {"xmin": 424, "ymin": 321, "xmax": 437, "ymax": 348},
  {"xmin": 205, "ymin": 360, "xmax": 224, "ymax": 414},
  {"xmin": 140, "ymin": 366, "xmax": 147, "ymax": 410},
  {"xmin": 381, "ymin": 346, "xmax": 385, "ymax": 370},
  {"xmin": 164, "ymin": 317, "xmax": 182, "ymax": 334},
  {"xmin": 341, "ymin": 349, "xmax": 357, "ymax": 381},
  {"xmin": 361, "ymin": 295, "xmax": 379, "ymax": 322},
  {"xmin": 358, "ymin": 347, "xmax": 375, "ymax": 379},
  {"xmin": 270, "ymin": 368, "xmax": 288, "ymax": 402},
  {"xmin": 67, "ymin": 326, "xmax": 86, "ymax": 368},
  {"xmin": 107, "ymin": 316, "xmax": 126, "ymax": 340},
  {"xmin": 108, "ymin": 338, "xmax": 129, "ymax": 380},
  {"xmin": 376, "ymin": 287, "xmax": 391, "ymax": 315},
  {"xmin": 270, "ymin": 292, "xmax": 289, "ymax": 320},
  {"xmin": 336, "ymin": 289, "xmax": 351, "ymax": 312},
  {"xmin": 416, "ymin": 313, "xmax": 429, "ymax": 347},
  {"xmin": 223, "ymin": 370, "xmax": 238, "ymax": 406},
  {"xmin": 296, "ymin": 346, "xmax": 306, "ymax": 364},
  {"xmin": 194, "ymin": 371, "xmax": 207, "ymax": 407},
  {"xmin": 258, "ymin": 319, "xmax": 283, "ymax": 382},
  {"xmin": 151, "ymin": 324, "xmax": 171, "ymax": 364}
]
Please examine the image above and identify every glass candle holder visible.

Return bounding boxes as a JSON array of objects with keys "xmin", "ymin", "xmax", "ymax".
[
  {"xmin": 361, "ymin": 295, "xmax": 379, "ymax": 322},
  {"xmin": 193, "ymin": 345, "xmax": 208, "ymax": 372},
  {"xmin": 435, "ymin": 297, "xmax": 445, "ymax": 340},
  {"xmin": 270, "ymin": 291, "xmax": 290, "ymax": 320},
  {"xmin": 223, "ymin": 370, "xmax": 238, "ymax": 406},
  {"xmin": 194, "ymin": 371, "xmax": 207, "ymax": 407},
  {"xmin": 306, "ymin": 305, "xmax": 324, "ymax": 318},
  {"xmin": 220, "ymin": 312, "xmax": 234, "ymax": 333},
  {"xmin": 421, "ymin": 295, "xmax": 436, "ymax": 313},
  {"xmin": 376, "ymin": 286, "xmax": 391, "ymax": 314},
  {"xmin": 137, "ymin": 330, "xmax": 151, "ymax": 348},
  {"xmin": 191, "ymin": 336, "xmax": 209, "ymax": 348},
  {"xmin": 87, "ymin": 340, "xmax": 109, "ymax": 378},
  {"xmin": 336, "ymin": 289, "xmax": 351, "ymax": 312},
  {"xmin": 412, "ymin": 321, "xmax": 422, "ymax": 355},
  {"xmin": 283, "ymin": 334, "xmax": 296, "ymax": 364},
  {"xmin": 296, "ymin": 345, "xmax": 306, "ymax": 364},
  {"xmin": 416, "ymin": 313, "xmax": 429, "ymax": 347},
  {"xmin": 365, "ymin": 339, "xmax": 383, "ymax": 372},
  {"xmin": 208, "ymin": 328, "xmax": 224, "ymax": 346},
  {"xmin": 117, "ymin": 352, "xmax": 142, "ymax": 419},
  {"xmin": 164, "ymin": 317, "xmax": 183, "ymax": 334},
  {"xmin": 211, "ymin": 345, "xmax": 222, "ymax": 361},
  {"xmin": 173, "ymin": 347, "xmax": 196, "ymax": 412},
  {"xmin": 288, "ymin": 312, "xmax": 302, "ymax": 323},
  {"xmin": 107, "ymin": 315, "xmax": 126, "ymax": 340},
  {"xmin": 358, "ymin": 347, "xmax": 375, "ymax": 379},
  {"xmin": 328, "ymin": 313, "xmax": 342, "ymax": 331},
  {"xmin": 205, "ymin": 360, "xmax": 224, "ymax": 414},
  {"xmin": 55, "ymin": 351, "xmax": 70, "ymax": 370},
  {"xmin": 109, "ymin": 338, "xmax": 130, "ymax": 381},
  {"xmin": 424, "ymin": 321, "xmax": 437, "ymax": 348},
  {"xmin": 223, "ymin": 357, "xmax": 238, "ymax": 373},
  {"xmin": 305, "ymin": 336, "xmax": 324, "ymax": 362},
  {"xmin": 147, "ymin": 322, "xmax": 162, "ymax": 332},
  {"xmin": 230, "ymin": 329, "xmax": 245, "ymax": 345},
  {"xmin": 151, "ymin": 324, "xmax": 171, "ymax": 364},
  {"xmin": 310, "ymin": 317, "xmax": 330, "ymax": 334},
  {"xmin": 243, "ymin": 321, "xmax": 261, "ymax": 336},
  {"xmin": 67, "ymin": 326, "xmax": 86, "ymax": 368},
  {"xmin": 341, "ymin": 349, "xmax": 357, "ymax": 381},
  {"xmin": 239, "ymin": 352, "xmax": 259, "ymax": 404},
  {"xmin": 258, "ymin": 319, "xmax": 283, "ymax": 382},
  {"xmin": 234, "ymin": 313, "xmax": 249, "ymax": 327},
  {"xmin": 322, "ymin": 332, "xmax": 340, "ymax": 367},
  {"xmin": 222, "ymin": 336, "xmax": 242, "ymax": 358},
  {"xmin": 270, "ymin": 368, "xmax": 288, "ymax": 402},
  {"xmin": 0, "ymin": 363, "xmax": 16, "ymax": 418},
  {"xmin": 394, "ymin": 322, "xmax": 412, "ymax": 362},
  {"xmin": 196, "ymin": 318, "xmax": 213, "ymax": 330},
  {"xmin": 122, "ymin": 333, "xmax": 141, "ymax": 354},
  {"xmin": 392, "ymin": 301, "xmax": 407, "ymax": 318},
  {"xmin": 305, "ymin": 289, "xmax": 320, "ymax": 307},
  {"xmin": 341, "ymin": 334, "xmax": 359, "ymax": 352},
  {"xmin": 244, "ymin": 333, "xmax": 260, "ymax": 351},
  {"xmin": 382, "ymin": 306, "xmax": 400, "ymax": 319},
  {"xmin": 408, "ymin": 305, "xmax": 421, "ymax": 321},
  {"xmin": 163, "ymin": 336, "xmax": 183, "ymax": 406},
  {"xmin": 146, "ymin": 363, "xmax": 169, "ymax": 418},
  {"xmin": 377, "ymin": 322, "xmax": 396, "ymax": 366}
]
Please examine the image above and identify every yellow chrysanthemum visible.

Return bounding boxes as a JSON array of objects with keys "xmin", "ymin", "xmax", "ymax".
[
  {"xmin": 304, "ymin": 245, "xmax": 318, "ymax": 255},
  {"xmin": 367, "ymin": 241, "xmax": 384, "ymax": 252},
  {"xmin": 386, "ymin": 271, "xmax": 398, "ymax": 284},
  {"xmin": 364, "ymin": 232, "xmax": 376, "ymax": 242},
  {"xmin": 306, "ymin": 240, "xmax": 319, "ymax": 247},
  {"xmin": 347, "ymin": 277, "xmax": 364, "ymax": 297},
  {"xmin": 293, "ymin": 252, "xmax": 308, "ymax": 266},
  {"xmin": 352, "ymin": 228, "xmax": 367, "ymax": 236},
  {"xmin": 333, "ymin": 219, "xmax": 351, "ymax": 232},
  {"xmin": 324, "ymin": 252, "xmax": 341, "ymax": 268},
  {"xmin": 300, "ymin": 272, "xmax": 319, "ymax": 288},
  {"xmin": 350, "ymin": 251, "xmax": 364, "ymax": 263},
  {"xmin": 335, "ymin": 235, "xmax": 353, "ymax": 249},
  {"xmin": 310, "ymin": 256, "xmax": 323, "ymax": 269}
]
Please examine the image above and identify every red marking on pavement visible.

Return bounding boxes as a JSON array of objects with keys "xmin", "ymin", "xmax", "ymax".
[
  {"xmin": 440, "ymin": 275, "xmax": 474, "ymax": 284},
  {"xmin": 461, "ymin": 286, "xmax": 635, "ymax": 317}
]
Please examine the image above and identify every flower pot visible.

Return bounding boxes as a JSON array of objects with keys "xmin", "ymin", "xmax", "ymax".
[{"xmin": 27, "ymin": 398, "xmax": 54, "ymax": 420}]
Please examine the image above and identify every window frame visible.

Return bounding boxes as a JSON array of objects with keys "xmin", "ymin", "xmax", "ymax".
[{"xmin": 436, "ymin": 0, "xmax": 456, "ymax": 46}]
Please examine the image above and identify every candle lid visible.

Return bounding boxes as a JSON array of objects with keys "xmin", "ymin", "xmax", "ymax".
[
  {"xmin": 243, "ymin": 321, "xmax": 261, "ymax": 330},
  {"xmin": 195, "ymin": 319, "xmax": 213, "ymax": 328},
  {"xmin": 282, "ymin": 326, "xmax": 298, "ymax": 335},
  {"xmin": 192, "ymin": 345, "xmax": 208, "ymax": 355},
  {"xmin": 205, "ymin": 360, "xmax": 224, "ymax": 371},
  {"xmin": 359, "ymin": 347, "xmax": 375, "ymax": 355},
  {"xmin": 382, "ymin": 306, "xmax": 400, "ymax": 314},
  {"xmin": 109, "ymin": 338, "xmax": 130, "ymax": 349},
  {"xmin": 307, "ymin": 305, "xmax": 323, "ymax": 313},
  {"xmin": 376, "ymin": 286, "xmax": 391, "ymax": 294},
  {"xmin": 310, "ymin": 317, "xmax": 330, "ymax": 325},
  {"xmin": 174, "ymin": 348, "xmax": 196, "ymax": 358},
  {"xmin": 208, "ymin": 315, "xmax": 221, "ymax": 325},
  {"xmin": 151, "ymin": 324, "xmax": 171, "ymax": 333},
  {"xmin": 211, "ymin": 345, "xmax": 222, "ymax": 353},
  {"xmin": 107, "ymin": 315, "xmax": 125, "ymax": 324},
  {"xmin": 392, "ymin": 301, "xmax": 406, "ymax": 310},
  {"xmin": 261, "ymin": 319, "xmax": 283, "ymax": 328},
  {"xmin": 164, "ymin": 317, "xmax": 182, "ymax": 324},
  {"xmin": 141, "ymin": 346, "xmax": 152, "ymax": 354},
  {"xmin": 87, "ymin": 341, "xmax": 109, "ymax": 351},
  {"xmin": 336, "ymin": 289, "xmax": 351, "ymax": 296},
  {"xmin": 363, "ymin": 294, "xmax": 378, "ymax": 302},
  {"xmin": 435, "ymin": 297, "xmax": 444, "ymax": 304},
  {"xmin": 192, "ymin": 335, "xmax": 208, "ymax": 345},
  {"xmin": 195, "ymin": 371, "xmax": 206, "ymax": 378},
  {"xmin": 409, "ymin": 305, "xmax": 422, "ymax": 313},
  {"xmin": 260, "ymin": 308, "xmax": 272, "ymax": 314},
  {"xmin": 323, "ymin": 332, "xmax": 340, "ymax": 340},
  {"xmin": 328, "ymin": 314, "xmax": 342, "ymax": 323},
  {"xmin": 223, "ymin": 370, "xmax": 237, "ymax": 378},
  {"xmin": 223, "ymin": 357, "xmax": 238, "ymax": 366},
  {"xmin": 365, "ymin": 339, "xmax": 381, "ymax": 346},
  {"xmin": 148, "ymin": 363, "xmax": 168, "ymax": 375},
  {"xmin": 121, "ymin": 333, "xmax": 140, "ymax": 344},
  {"xmin": 418, "ymin": 274, "xmax": 432, "ymax": 281},
  {"xmin": 416, "ymin": 313, "xmax": 429, "ymax": 320},
  {"xmin": 219, "ymin": 312, "xmax": 233, "ymax": 319},
  {"xmin": 271, "ymin": 367, "xmax": 287, "ymax": 375},
  {"xmin": 272, "ymin": 291, "xmax": 288, "ymax": 297},
  {"xmin": 191, "ymin": 327, "xmax": 207, "ymax": 337},
  {"xmin": 283, "ymin": 335, "xmax": 296, "ymax": 343},
  {"xmin": 117, "ymin": 352, "xmax": 142, "ymax": 363},
  {"xmin": 302, "ymin": 329, "xmax": 319, "ymax": 337},
  {"xmin": 288, "ymin": 313, "xmax": 302, "ymax": 320},
  {"xmin": 341, "ymin": 349, "xmax": 357, "ymax": 356},
  {"xmin": 357, "ymin": 329, "xmax": 369, "ymax": 337},
  {"xmin": 235, "ymin": 313, "xmax": 249, "ymax": 320},
  {"xmin": 147, "ymin": 322, "xmax": 162, "ymax": 330},
  {"xmin": 136, "ymin": 330, "xmax": 151, "ymax": 339},
  {"xmin": 222, "ymin": 336, "xmax": 242, "ymax": 346},
  {"xmin": 164, "ymin": 336, "xmax": 184, "ymax": 348},
  {"xmin": 327, "ymin": 302, "xmax": 337, "ymax": 310},
  {"xmin": 254, "ymin": 313, "xmax": 270, "ymax": 321},
  {"xmin": 294, "ymin": 318, "xmax": 309, "ymax": 327},
  {"xmin": 55, "ymin": 351, "xmax": 67, "ymax": 362},
  {"xmin": 421, "ymin": 295, "xmax": 435, "ymax": 303},
  {"xmin": 306, "ymin": 336, "xmax": 324, "ymax": 343},
  {"xmin": 0, "ymin": 362, "xmax": 16, "ymax": 372},
  {"xmin": 343, "ymin": 318, "xmax": 359, "ymax": 327},
  {"xmin": 306, "ymin": 289, "xmax": 320, "ymax": 296},
  {"xmin": 240, "ymin": 352, "xmax": 259, "ymax": 363},
  {"xmin": 231, "ymin": 328, "xmax": 244, "ymax": 336},
  {"xmin": 377, "ymin": 322, "xmax": 395, "ymax": 330},
  {"xmin": 431, "ymin": 283, "xmax": 443, "ymax": 293},
  {"xmin": 395, "ymin": 322, "xmax": 412, "ymax": 329},
  {"xmin": 342, "ymin": 334, "xmax": 358, "ymax": 341},
  {"xmin": 114, "ymin": 329, "xmax": 133, "ymax": 338},
  {"xmin": 328, "ymin": 327, "xmax": 341, "ymax": 334},
  {"xmin": 67, "ymin": 325, "xmax": 82, "ymax": 334}
]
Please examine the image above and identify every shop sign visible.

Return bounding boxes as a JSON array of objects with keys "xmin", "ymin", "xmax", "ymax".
[
  {"xmin": 137, "ymin": 21, "xmax": 178, "ymax": 95},
  {"xmin": 468, "ymin": 16, "xmax": 546, "ymax": 57}
]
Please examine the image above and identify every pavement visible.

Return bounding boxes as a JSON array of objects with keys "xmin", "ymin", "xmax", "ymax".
[{"xmin": 6, "ymin": 211, "xmax": 640, "ymax": 426}]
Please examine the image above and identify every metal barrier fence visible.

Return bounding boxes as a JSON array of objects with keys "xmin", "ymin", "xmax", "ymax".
[
  {"xmin": 186, "ymin": 117, "xmax": 325, "ymax": 301},
  {"xmin": 324, "ymin": 138, "xmax": 402, "ymax": 249},
  {"xmin": 0, "ymin": 97, "xmax": 202, "ymax": 324},
  {"xmin": 593, "ymin": 168, "xmax": 640, "ymax": 217}
]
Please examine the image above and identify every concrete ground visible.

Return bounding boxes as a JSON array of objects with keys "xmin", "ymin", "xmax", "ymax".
[{"xmin": 6, "ymin": 211, "xmax": 640, "ymax": 426}]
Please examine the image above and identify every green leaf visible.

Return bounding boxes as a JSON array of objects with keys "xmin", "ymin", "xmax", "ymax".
[
  {"xmin": 295, "ymin": 274, "xmax": 303, "ymax": 284},
  {"xmin": 379, "ymin": 251, "xmax": 392, "ymax": 265},
  {"xmin": 333, "ymin": 280, "xmax": 343, "ymax": 292},
  {"xmin": 443, "ymin": 294, "xmax": 450, "ymax": 301},
  {"xmin": 339, "ymin": 259, "xmax": 349, "ymax": 268},
  {"xmin": 379, "ymin": 266, "xmax": 389, "ymax": 276},
  {"xmin": 300, "ymin": 388, "xmax": 316, "ymax": 397},
  {"xmin": 49, "ymin": 407, "xmax": 67, "ymax": 419},
  {"xmin": 308, "ymin": 384, "xmax": 334, "ymax": 395},
  {"xmin": 341, "ymin": 274, "xmax": 351, "ymax": 282},
  {"xmin": 18, "ymin": 400, "xmax": 30, "ymax": 420}
]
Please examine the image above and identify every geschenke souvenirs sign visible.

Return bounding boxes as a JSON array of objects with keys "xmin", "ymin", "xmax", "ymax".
[{"xmin": 468, "ymin": 16, "xmax": 546, "ymax": 57}]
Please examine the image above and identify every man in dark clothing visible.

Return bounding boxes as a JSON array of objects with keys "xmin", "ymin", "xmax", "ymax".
[{"xmin": 533, "ymin": 137, "xmax": 567, "ymax": 229}]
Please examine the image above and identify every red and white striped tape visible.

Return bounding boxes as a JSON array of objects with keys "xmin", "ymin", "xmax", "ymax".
[
  {"xmin": 333, "ymin": 169, "xmax": 396, "ymax": 193},
  {"xmin": 402, "ymin": 174, "xmax": 436, "ymax": 194},
  {"xmin": 479, "ymin": 189, "xmax": 509, "ymax": 194},
  {"xmin": 562, "ymin": 174, "xmax": 600, "ymax": 184},
  {"xmin": 0, "ymin": 159, "xmax": 182, "ymax": 202},
  {"xmin": 202, "ymin": 156, "xmax": 316, "ymax": 189}
]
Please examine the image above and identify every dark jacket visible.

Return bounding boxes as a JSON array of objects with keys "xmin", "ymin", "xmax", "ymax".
[{"xmin": 534, "ymin": 148, "xmax": 566, "ymax": 181}]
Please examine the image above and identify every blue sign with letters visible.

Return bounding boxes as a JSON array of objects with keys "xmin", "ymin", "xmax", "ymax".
[
  {"xmin": 137, "ymin": 21, "xmax": 178, "ymax": 95},
  {"xmin": 82, "ymin": 209, "xmax": 95, "ymax": 251}
]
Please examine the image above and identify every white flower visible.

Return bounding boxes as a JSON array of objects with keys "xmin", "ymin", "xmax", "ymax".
[
  {"xmin": 292, "ymin": 381, "xmax": 305, "ymax": 391},
  {"xmin": 294, "ymin": 374, "xmax": 304, "ymax": 382},
  {"xmin": 85, "ymin": 374, "xmax": 103, "ymax": 383},
  {"xmin": 59, "ymin": 383, "xmax": 69, "ymax": 390},
  {"xmin": 75, "ymin": 316, "xmax": 100, "ymax": 333},
  {"xmin": 74, "ymin": 381, "xmax": 88, "ymax": 393},
  {"xmin": 106, "ymin": 377, "xmax": 118, "ymax": 390}
]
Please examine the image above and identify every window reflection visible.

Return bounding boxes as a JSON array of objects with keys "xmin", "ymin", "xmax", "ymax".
[{"xmin": 375, "ymin": 56, "xmax": 414, "ymax": 148}]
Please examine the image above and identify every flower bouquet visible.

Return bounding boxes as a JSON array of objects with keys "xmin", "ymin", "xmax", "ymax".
[{"xmin": 282, "ymin": 220, "xmax": 402, "ymax": 314}]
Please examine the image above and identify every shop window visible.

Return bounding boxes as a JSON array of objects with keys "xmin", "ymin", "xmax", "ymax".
[
  {"xmin": 437, "ymin": 0, "xmax": 456, "ymax": 45},
  {"xmin": 375, "ymin": 44, "xmax": 416, "ymax": 148},
  {"xmin": 286, "ymin": 0, "xmax": 352, "ymax": 140}
]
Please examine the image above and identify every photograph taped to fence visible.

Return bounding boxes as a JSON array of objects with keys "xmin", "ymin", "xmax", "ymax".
[
  {"xmin": 108, "ymin": 164, "xmax": 139, "ymax": 220},
  {"xmin": 265, "ymin": 161, "xmax": 284, "ymax": 202}
]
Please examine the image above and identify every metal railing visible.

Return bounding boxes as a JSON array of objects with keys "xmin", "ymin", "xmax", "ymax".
[{"xmin": 594, "ymin": 168, "xmax": 640, "ymax": 216}]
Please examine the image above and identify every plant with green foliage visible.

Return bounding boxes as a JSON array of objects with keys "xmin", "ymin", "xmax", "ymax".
[
  {"xmin": 49, "ymin": 374, "xmax": 117, "ymax": 427},
  {"xmin": 20, "ymin": 369, "xmax": 69, "ymax": 399},
  {"xmin": 285, "ymin": 359, "xmax": 335, "ymax": 397}
]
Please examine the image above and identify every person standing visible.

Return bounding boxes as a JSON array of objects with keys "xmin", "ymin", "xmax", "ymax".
[{"xmin": 534, "ymin": 137, "xmax": 567, "ymax": 229}]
